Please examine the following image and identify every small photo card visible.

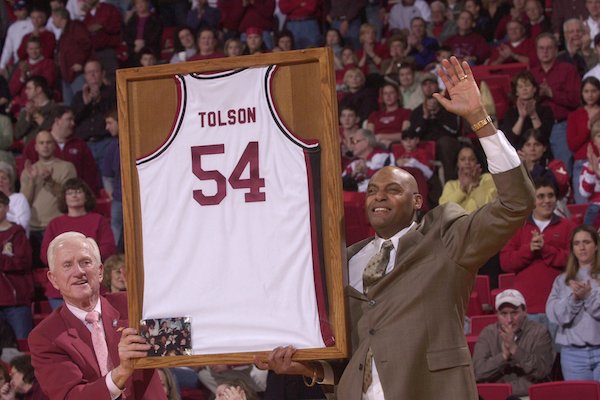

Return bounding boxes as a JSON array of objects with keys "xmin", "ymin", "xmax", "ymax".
[{"xmin": 140, "ymin": 317, "xmax": 192, "ymax": 356}]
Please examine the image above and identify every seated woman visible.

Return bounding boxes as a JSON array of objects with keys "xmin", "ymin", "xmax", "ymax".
[
  {"xmin": 546, "ymin": 225, "xmax": 600, "ymax": 381},
  {"xmin": 1, "ymin": 354, "xmax": 47, "ymax": 399},
  {"xmin": 366, "ymin": 83, "xmax": 411, "ymax": 148},
  {"xmin": 169, "ymin": 27, "xmax": 197, "ymax": 64},
  {"xmin": 438, "ymin": 144, "xmax": 497, "ymax": 213},
  {"xmin": 500, "ymin": 71, "xmax": 554, "ymax": 149},
  {"xmin": 40, "ymin": 178, "xmax": 116, "ymax": 308},
  {"xmin": 518, "ymin": 128, "xmax": 569, "ymax": 214}
]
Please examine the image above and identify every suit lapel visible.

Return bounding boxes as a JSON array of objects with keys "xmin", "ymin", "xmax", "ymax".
[
  {"xmin": 392, "ymin": 229, "xmax": 422, "ymax": 273},
  {"xmin": 59, "ymin": 305, "xmax": 100, "ymax": 376}
]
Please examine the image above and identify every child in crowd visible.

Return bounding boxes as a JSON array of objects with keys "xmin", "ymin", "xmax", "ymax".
[
  {"xmin": 427, "ymin": 46, "xmax": 452, "ymax": 91},
  {"xmin": 339, "ymin": 105, "xmax": 360, "ymax": 160},
  {"xmin": 395, "ymin": 129, "xmax": 434, "ymax": 180},
  {"xmin": 579, "ymin": 119, "xmax": 600, "ymax": 226}
]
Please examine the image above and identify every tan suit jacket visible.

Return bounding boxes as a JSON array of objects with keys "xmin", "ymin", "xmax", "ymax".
[{"xmin": 336, "ymin": 164, "xmax": 534, "ymax": 400}]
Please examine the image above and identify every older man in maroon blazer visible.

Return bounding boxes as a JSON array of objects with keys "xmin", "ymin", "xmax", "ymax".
[{"xmin": 29, "ymin": 232, "xmax": 165, "ymax": 399}]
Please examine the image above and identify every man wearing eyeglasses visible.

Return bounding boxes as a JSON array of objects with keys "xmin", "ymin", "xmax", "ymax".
[{"xmin": 342, "ymin": 129, "xmax": 394, "ymax": 192}]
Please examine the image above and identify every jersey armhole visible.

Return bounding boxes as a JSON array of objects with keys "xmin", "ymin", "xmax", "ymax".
[
  {"xmin": 265, "ymin": 65, "xmax": 320, "ymax": 151},
  {"xmin": 136, "ymin": 75, "xmax": 186, "ymax": 165}
]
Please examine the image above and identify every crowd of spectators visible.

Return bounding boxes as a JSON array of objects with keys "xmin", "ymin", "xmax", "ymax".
[{"xmin": 1, "ymin": 0, "xmax": 600, "ymax": 398}]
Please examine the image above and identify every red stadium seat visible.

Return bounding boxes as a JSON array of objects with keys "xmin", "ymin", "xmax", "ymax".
[
  {"xmin": 343, "ymin": 191, "xmax": 374, "ymax": 246},
  {"xmin": 529, "ymin": 381, "xmax": 600, "ymax": 400},
  {"xmin": 473, "ymin": 275, "xmax": 493, "ymax": 313},
  {"xmin": 470, "ymin": 314, "xmax": 497, "ymax": 336},
  {"xmin": 498, "ymin": 273, "xmax": 516, "ymax": 290},
  {"xmin": 491, "ymin": 273, "xmax": 517, "ymax": 305},
  {"xmin": 477, "ymin": 383, "xmax": 513, "ymax": 400},
  {"xmin": 466, "ymin": 335, "xmax": 477, "ymax": 354},
  {"xmin": 467, "ymin": 292, "xmax": 484, "ymax": 317}
]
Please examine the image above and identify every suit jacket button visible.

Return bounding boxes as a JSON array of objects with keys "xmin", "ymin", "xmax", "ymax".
[
  {"xmin": 369, "ymin": 329, "xmax": 375, "ymax": 335},
  {"xmin": 368, "ymin": 299, "xmax": 376, "ymax": 306},
  {"xmin": 359, "ymin": 364, "xmax": 363, "ymax": 370}
]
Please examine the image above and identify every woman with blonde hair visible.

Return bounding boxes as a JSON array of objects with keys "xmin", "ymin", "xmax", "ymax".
[
  {"xmin": 338, "ymin": 67, "xmax": 378, "ymax": 123},
  {"xmin": 157, "ymin": 368, "xmax": 181, "ymax": 400},
  {"xmin": 102, "ymin": 254, "xmax": 126, "ymax": 293},
  {"xmin": 546, "ymin": 224, "xmax": 600, "ymax": 380}
]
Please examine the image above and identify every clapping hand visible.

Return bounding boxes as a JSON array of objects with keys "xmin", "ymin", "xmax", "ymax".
[
  {"xmin": 569, "ymin": 280, "xmax": 592, "ymax": 301},
  {"xmin": 499, "ymin": 323, "xmax": 517, "ymax": 360},
  {"xmin": 530, "ymin": 230, "xmax": 544, "ymax": 252}
]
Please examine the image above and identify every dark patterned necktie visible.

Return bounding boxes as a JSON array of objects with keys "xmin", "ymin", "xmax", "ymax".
[
  {"xmin": 362, "ymin": 240, "xmax": 393, "ymax": 294},
  {"xmin": 362, "ymin": 240, "xmax": 393, "ymax": 392}
]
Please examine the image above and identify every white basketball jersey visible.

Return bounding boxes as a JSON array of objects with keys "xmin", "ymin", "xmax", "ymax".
[{"xmin": 136, "ymin": 66, "xmax": 334, "ymax": 354}]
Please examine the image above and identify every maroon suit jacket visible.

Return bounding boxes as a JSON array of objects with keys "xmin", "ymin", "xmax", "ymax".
[{"xmin": 29, "ymin": 293, "xmax": 166, "ymax": 400}]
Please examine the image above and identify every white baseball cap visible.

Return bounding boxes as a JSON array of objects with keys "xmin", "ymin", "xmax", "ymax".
[{"xmin": 495, "ymin": 289, "xmax": 526, "ymax": 310}]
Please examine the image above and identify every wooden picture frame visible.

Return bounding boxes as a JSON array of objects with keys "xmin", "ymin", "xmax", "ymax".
[{"xmin": 116, "ymin": 48, "xmax": 349, "ymax": 368}]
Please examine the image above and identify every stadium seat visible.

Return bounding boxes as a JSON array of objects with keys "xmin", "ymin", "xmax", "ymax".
[
  {"xmin": 498, "ymin": 273, "xmax": 516, "ymax": 290},
  {"xmin": 477, "ymin": 383, "xmax": 512, "ymax": 400},
  {"xmin": 466, "ymin": 335, "xmax": 477, "ymax": 354},
  {"xmin": 343, "ymin": 191, "xmax": 373, "ymax": 246},
  {"xmin": 491, "ymin": 272, "xmax": 517, "ymax": 305},
  {"xmin": 473, "ymin": 275, "xmax": 493, "ymax": 313},
  {"xmin": 529, "ymin": 380, "xmax": 600, "ymax": 400},
  {"xmin": 470, "ymin": 314, "xmax": 497, "ymax": 336},
  {"xmin": 467, "ymin": 291, "xmax": 484, "ymax": 317}
]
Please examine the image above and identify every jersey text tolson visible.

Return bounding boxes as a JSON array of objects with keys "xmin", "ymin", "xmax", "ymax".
[{"xmin": 198, "ymin": 107, "xmax": 257, "ymax": 127}]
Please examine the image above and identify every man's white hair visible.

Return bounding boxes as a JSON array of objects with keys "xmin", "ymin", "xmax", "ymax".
[{"xmin": 47, "ymin": 232, "xmax": 101, "ymax": 271}]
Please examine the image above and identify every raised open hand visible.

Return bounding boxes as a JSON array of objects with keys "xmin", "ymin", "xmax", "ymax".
[{"xmin": 433, "ymin": 57, "xmax": 484, "ymax": 120}]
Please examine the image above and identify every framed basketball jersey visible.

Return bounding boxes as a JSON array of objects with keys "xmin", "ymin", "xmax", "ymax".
[{"xmin": 116, "ymin": 49, "xmax": 348, "ymax": 368}]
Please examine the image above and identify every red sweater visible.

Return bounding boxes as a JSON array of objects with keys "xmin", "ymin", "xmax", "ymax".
[
  {"xmin": 500, "ymin": 215, "xmax": 575, "ymax": 313},
  {"xmin": 367, "ymin": 107, "xmax": 411, "ymax": 135},
  {"xmin": 531, "ymin": 61, "xmax": 581, "ymax": 122},
  {"xmin": 567, "ymin": 107, "xmax": 592, "ymax": 161},
  {"xmin": 0, "ymin": 223, "xmax": 32, "ymax": 306},
  {"xmin": 83, "ymin": 2, "xmax": 122, "ymax": 50}
]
